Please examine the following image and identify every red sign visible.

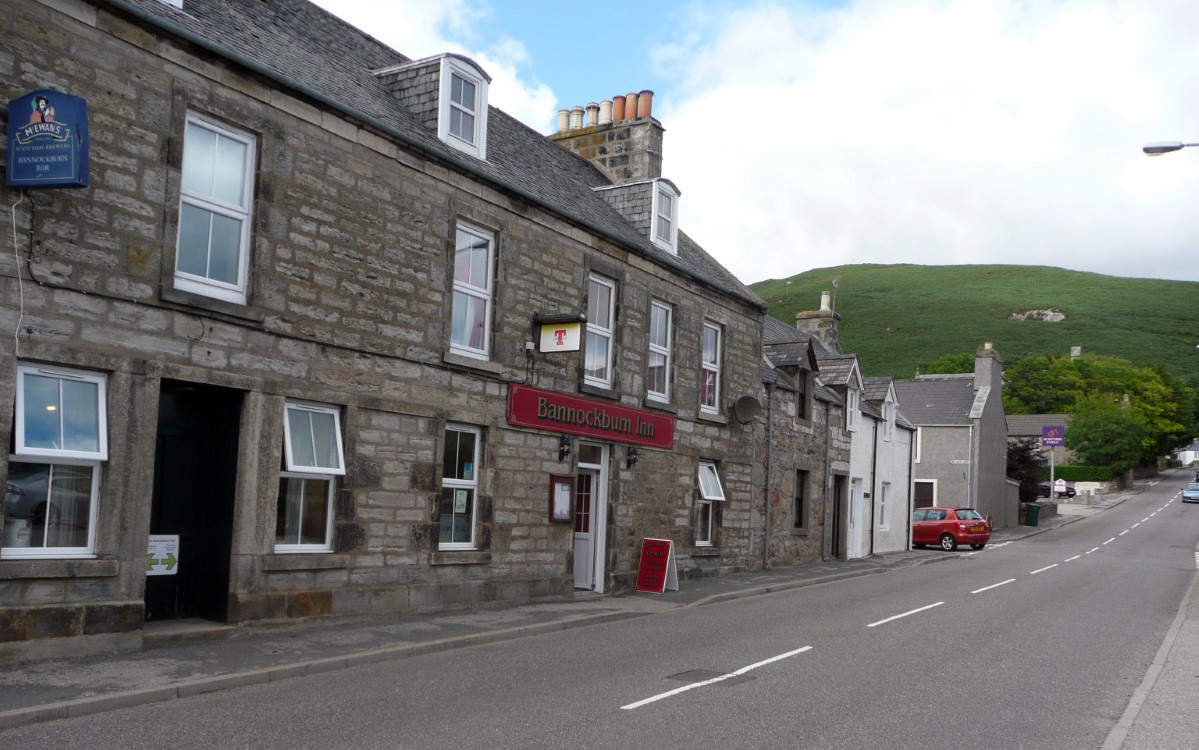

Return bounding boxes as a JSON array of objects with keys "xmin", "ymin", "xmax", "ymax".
[
  {"xmin": 635, "ymin": 538, "xmax": 677, "ymax": 593},
  {"xmin": 507, "ymin": 384, "xmax": 674, "ymax": 449}
]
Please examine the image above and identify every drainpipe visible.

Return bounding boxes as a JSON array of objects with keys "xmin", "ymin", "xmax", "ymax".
[
  {"xmin": 869, "ymin": 417, "xmax": 879, "ymax": 556},
  {"xmin": 906, "ymin": 427, "xmax": 915, "ymax": 548},
  {"xmin": 968, "ymin": 422, "xmax": 976, "ymax": 507},
  {"xmin": 821, "ymin": 399, "xmax": 833, "ymax": 562},
  {"xmin": 763, "ymin": 383, "xmax": 774, "ymax": 570}
]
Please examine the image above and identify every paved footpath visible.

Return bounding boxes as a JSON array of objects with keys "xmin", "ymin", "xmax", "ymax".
[{"xmin": 1, "ymin": 479, "xmax": 1194, "ymax": 750}]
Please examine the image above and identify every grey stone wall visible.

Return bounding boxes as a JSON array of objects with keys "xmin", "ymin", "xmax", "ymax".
[
  {"xmin": 548, "ymin": 117, "xmax": 663, "ymax": 185},
  {"xmin": 0, "ymin": 0, "xmax": 766, "ymax": 655}
]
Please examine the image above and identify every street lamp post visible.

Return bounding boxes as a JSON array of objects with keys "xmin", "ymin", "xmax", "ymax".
[{"xmin": 1143, "ymin": 141, "xmax": 1199, "ymax": 156}]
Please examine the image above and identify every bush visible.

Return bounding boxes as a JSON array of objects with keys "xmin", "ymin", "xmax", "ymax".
[{"xmin": 1035, "ymin": 465, "xmax": 1122, "ymax": 482}]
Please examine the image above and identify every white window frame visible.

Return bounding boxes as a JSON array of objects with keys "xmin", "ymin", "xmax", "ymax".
[
  {"xmin": 275, "ymin": 472, "xmax": 335, "ymax": 553},
  {"xmin": 440, "ymin": 425, "xmax": 481, "ymax": 550},
  {"xmin": 2, "ymin": 457, "xmax": 101, "ymax": 559},
  {"xmin": 794, "ymin": 469, "xmax": 809, "ymax": 530},
  {"xmin": 915, "ymin": 426, "xmax": 923, "ymax": 463},
  {"xmin": 647, "ymin": 299, "xmax": 673, "ymax": 403},
  {"xmin": 276, "ymin": 401, "xmax": 344, "ymax": 553},
  {"xmin": 651, "ymin": 181, "xmax": 678, "ymax": 254},
  {"xmin": 914, "ymin": 479, "xmax": 937, "ymax": 508},
  {"xmin": 283, "ymin": 402, "xmax": 346, "ymax": 476},
  {"xmin": 438, "ymin": 58, "xmax": 489, "ymax": 160},
  {"xmin": 700, "ymin": 322, "xmax": 722, "ymax": 414},
  {"xmin": 879, "ymin": 481, "xmax": 891, "ymax": 530},
  {"xmin": 175, "ymin": 113, "xmax": 256, "ymax": 305},
  {"xmin": 846, "ymin": 388, "xmax": 860, "ymax": 432},
  {"xmin": 15, "ymin": 364, "xmax": 108, "ymax": 461},
  {"xmin": 696, "ymin": 461, "xmax": 724, "ymax": 547},
  {"xmin": 585, "ymin": 273, "xmax": 617, "ymax": 389},
  {"xmin": 450, "ymin": 221, "xmax": 495, "ymax": 360}
]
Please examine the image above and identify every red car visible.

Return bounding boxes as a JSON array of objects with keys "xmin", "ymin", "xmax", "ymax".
[{"xmin": 911, "ymin": 506, "xmax": 990, "ymax": 551}]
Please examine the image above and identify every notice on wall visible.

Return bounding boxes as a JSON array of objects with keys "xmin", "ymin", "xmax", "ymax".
[
  {"xmin": 635, "ymin": 538, "xmax": 678, "ymax": 594},
  {"xmin": 147, "ymin": 535, "xmax": 180, "ymax": 576}
]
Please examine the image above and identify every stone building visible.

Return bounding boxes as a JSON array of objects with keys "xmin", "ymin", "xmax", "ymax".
[
  {"xmin": 0, "ymin": 0, "xmax": 772, "ymax": 659},
  {"xmin": 894, "ymin": 343, "xmax": 1015, "ymax": 528}
]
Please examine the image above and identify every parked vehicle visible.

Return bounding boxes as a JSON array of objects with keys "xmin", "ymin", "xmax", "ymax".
[
  {"xmin": 1183, "ymin": 483, "xmax": 1199, "ymax": 504},
  {"xmin": 911, "ymin": 506, "xmax": 991, "ymax": 551},
  {"xmin": 1037, "ymin": 482, "xmax": 1076, "ymax": 499}
]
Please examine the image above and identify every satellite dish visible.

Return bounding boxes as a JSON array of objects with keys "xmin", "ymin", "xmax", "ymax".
[{"xmin": 733, "ymin": 395, "xmax": 763, "ymax": 424}]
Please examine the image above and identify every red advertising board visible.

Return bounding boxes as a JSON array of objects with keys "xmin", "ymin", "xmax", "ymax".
[
  {"xmin": 507, "ymin": 384, "xmax": 675, "ymax": 449},
  {"xmin": 635, "ymin": 538, "xmax": 678, "ymax": 594}
]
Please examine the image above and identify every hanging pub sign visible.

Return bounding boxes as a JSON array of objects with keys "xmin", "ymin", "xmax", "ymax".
[
  {"xmin": 508, "ymin": 384, "xmax": 675, "ymax": 449},
  {"xmin": 534, "ymin": 313, "xmax": 585, "ymax": 353},
  {"xmin": 6, "ymin": 89, "xmax": 90, "ymax": 189}
]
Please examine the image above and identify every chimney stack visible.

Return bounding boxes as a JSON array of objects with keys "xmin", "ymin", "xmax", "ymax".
[
  {"xmin": 795, "ymin": 292, "xmax": 842, "ymax": 353},
  {"xmin": 549, "ymin": 88, "xmax": 663, "ymax": 184}
]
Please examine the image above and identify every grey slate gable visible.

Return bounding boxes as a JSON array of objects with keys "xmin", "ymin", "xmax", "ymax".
[
  {"xmin": 111, "ymin": 0, "xmax": 762, "ymax": 309},
  {"xmin": 893, "ymin": 376, "xmax": 978, "ymax": 426}
]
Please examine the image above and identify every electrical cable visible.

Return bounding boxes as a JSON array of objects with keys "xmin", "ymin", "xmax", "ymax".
[{"xmin": 10, "ymin": 191, "xmax": 27, "ymax": 359}]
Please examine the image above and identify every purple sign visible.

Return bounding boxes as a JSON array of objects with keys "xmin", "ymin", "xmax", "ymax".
[
  {"xmin": 1041, "ymin": 424, "xmax": 1065, "ymax": 447},
  {"xmin": 7, "ymin": 89, "xmax": 89, "ymax": 189}
]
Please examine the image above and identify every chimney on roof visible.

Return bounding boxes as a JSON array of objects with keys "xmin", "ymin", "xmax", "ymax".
[
  {"xmin": 975, "ymin": 341, "xmax": 1003, "ymax": 392},
  {"xmin": 549, "ymin": 89, "xmax": 663, "ymax": 184},
  {"xmin": 795, "ymin": 292, "xmax": 842, "ymax": 354}
]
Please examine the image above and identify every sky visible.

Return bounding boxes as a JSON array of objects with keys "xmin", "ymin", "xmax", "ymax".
[{"xmin": 311, "ymin": 0, "xmax": 1199, "ymax": 286}]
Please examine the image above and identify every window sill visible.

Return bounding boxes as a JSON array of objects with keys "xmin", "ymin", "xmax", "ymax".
[
  {"xmin": 0, "ymin": 558, "xmax": 117, "ymax": 579},
  {"xmin": 690, "ymin": 546, "xmax": 721, "ymax": 557},
  {"xmin": 697, "ymin": 410, "xmax": 727, "ymax": 426},
  {"xmin": 430, "ymin": 550, "xmax": 492, "ymax": 565},
  {"xmin": 261, "ymin": 554, "xmax": 349, "ymax": 571},
  {"xmin": 579, "ymin": 383, "xmax": 620, "ymax": 401},
  {"xmin": 791, "ymin": 528, "xmax": 811, "ymax": 537},
  {"xmin": 442, "ymin": 352, "xmax": 504, "ymax": 375},
  {"xmin": 160, "ymin": 286, "xmax": 266, "ymax": 323},
  {"xmin": 642, "ymin": 398, "xmax": 677, "ymax": 414}
]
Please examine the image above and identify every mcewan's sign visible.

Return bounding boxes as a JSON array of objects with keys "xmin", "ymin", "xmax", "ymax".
[{"xmin": 507, "ymin": 384, "xmax": 674, "ymax": 450}]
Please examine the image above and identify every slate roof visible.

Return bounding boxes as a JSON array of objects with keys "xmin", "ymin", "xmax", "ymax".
[
  {"xmin": 815, "ymin": 383, "xmax": 842, "ymax": 405},
  {"xmin": 111, "ymin": 0, "xmax": 764, "ymax": 310},
  {"xmin": 814, "ymin": 354, "xmax": 857, "ymax": 388},
  {"xmin": 761, "ymin": 360, "xmax": 797, "ymax": 392},
  {"xmin": 861, "ymin": 376, "xmax": 892, "ymax": 404},
  {"xmin": 893, "ymin": 375, "xmax": 977, "ymax": 426},
  {"xmin": 1006, "ymin": 414, "xmax": 1072, "ymax": 436}
]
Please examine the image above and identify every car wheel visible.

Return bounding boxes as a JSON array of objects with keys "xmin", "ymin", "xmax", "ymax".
[
  {"xmin": 970, "ymin": 543, "xmax": 986, "ymax": 550},
  {"xmin": 939, "ymin": 534, "xmax": 958, "ymax": 551}
]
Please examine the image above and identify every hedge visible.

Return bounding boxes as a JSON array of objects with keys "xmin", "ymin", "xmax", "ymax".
[{"xmin": 1036, "ymin": 465, "xmax": 1122, "ymax": 482}]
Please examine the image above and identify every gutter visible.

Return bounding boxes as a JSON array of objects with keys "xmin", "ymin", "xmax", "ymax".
[
  {"xmin": 868, "ymin": 417, "xmax": 878, "ymax": 556},
  {"xmin": 99, "ymin": 0, "xmax": 763, "ymax": 311}
]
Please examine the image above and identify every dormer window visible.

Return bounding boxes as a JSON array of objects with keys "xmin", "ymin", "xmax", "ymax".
[
  {"xmin": 651, "ymin": 180, "xmax": 679, "ymax": 254},
  {"xmin": 439, "ymin": 58, "xmax": 489, "ymax": 160}
]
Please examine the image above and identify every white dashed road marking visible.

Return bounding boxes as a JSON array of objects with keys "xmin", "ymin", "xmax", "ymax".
[
  {"xmin": 971, "ymin": 579, "xmax": 1016, "ymax": 595},
  {"xmin": 1064, "ymin": 555, "xmax": 1081, "ymax": 562},
  {"xmin": 621, "ymin": 646, "xmax": 813, "ymax": 709},
  {"xmin": 867, "ymin": 602, "xmax": 944, "ymax": 628},
  {"xmin": 1031, "ymin": 564, "xmax": 1058, "ymax": 575}
]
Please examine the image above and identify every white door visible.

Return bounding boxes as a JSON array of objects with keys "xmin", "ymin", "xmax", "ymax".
[
  {"xmin": 847, "ymin": 478, "xmax": 864, "ymax": 559},
  {"xmin": 573, "ymin": 444, "xmax": 608, "ymax": 592}
]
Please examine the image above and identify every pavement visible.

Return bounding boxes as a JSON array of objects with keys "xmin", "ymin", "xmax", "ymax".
[{"xmin": 0, "ymin": 479, "xmax": 1194, "ymax": 749}]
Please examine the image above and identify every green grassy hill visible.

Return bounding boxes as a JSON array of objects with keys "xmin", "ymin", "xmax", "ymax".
[{"xmin": 751, "ymin": 264, "xmax": 1199, "ymax": 380}]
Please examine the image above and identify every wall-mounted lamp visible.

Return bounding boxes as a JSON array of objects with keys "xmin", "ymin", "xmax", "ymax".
[
  {"xmin": 558, "ymin": 434, "xmax": 574, "ymax": 461},
  {"xmin": 626, "ymin": 446, "xmax": 641, "ymax": 470}
]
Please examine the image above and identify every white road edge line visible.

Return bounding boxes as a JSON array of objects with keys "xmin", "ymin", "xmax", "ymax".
[
  {"xmin": 867, "ymin": 602, "xmax": 944, "ymax": 628},
  {"xmin": 1064, "ymin": 555, "xmax": 1081, "ymax": 562},
  {"xmin": 621, "ymin": 645, "xmax": 813, "ymax": 710},
  {"xmin": 1030, "ymin": 564, "xmax": 1058, "ymax": 575},
  {"xmin": 971, "ymin": 579, "xmax": 1016, "ymax": 594}
]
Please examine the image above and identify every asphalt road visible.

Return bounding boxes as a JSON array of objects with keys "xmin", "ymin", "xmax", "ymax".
[{"xmin": 7, "ymin": 480, "xmax": 1196, "ymax": 750}]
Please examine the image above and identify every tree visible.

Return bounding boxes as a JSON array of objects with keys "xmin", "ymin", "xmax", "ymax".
[
  {"xmin": 1006, "ymin": 438, "xmax": 1043, "ymax": 502},
  {"xmin": 1067, "ymin": 404, "xmax": 1147, "ymax": 472},
  {"xmin": 916, "ymin": 352, "xmax": 973, "ymax": 375}
]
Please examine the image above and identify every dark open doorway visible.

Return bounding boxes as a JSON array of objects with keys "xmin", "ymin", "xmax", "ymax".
[{"xmin": 145, "ymin": 381, "xmax": 241, "ymax": 622}]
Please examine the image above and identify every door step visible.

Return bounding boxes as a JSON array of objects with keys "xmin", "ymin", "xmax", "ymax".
[{"xmin": 142, "ymin": 619, "xmax": 236, "ymax": 650}]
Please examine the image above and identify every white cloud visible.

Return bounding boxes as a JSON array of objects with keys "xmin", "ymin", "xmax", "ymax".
[
  {"xmin": 310, "ymin": 0, "xmax": 558, "ymax": 131},
  {"xmin": 656, "ymin": 0, "xmax": 1199, "ymax": 283}
]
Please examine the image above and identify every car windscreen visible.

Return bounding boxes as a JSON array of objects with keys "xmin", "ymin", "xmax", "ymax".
[
  {"xmin": 955, "ymin": 509, "xmax": 984, "ymax": 520},
  {"xmin": 1187, "ymin": 484, "xmax": 1199, "ymax": 491}
]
